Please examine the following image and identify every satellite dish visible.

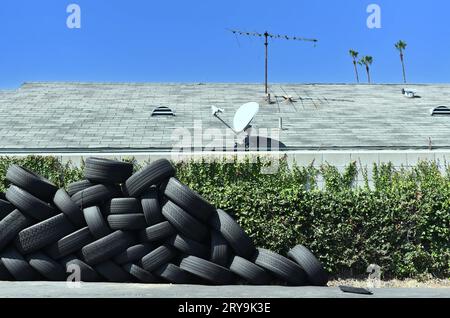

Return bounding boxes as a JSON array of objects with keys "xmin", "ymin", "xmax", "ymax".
[{"xmin": 233, "ymin": 102, "xmax": 260, "ymax": 133}]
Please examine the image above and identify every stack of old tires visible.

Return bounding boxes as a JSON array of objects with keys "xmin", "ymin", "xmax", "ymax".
[{"xmin": 0, "ymin": 158, "xmax": 328, "ymax": 286}]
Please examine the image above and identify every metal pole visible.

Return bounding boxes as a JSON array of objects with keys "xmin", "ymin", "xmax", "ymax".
[
  {"xmin": 228, "ymin": 29, "xmax": 318, "ymax": 96},
  {"xmin": 264, "ymin": 32, "xmax": 268, "ymax": 94},
  {"xmin": 213, "ymin": 114, "xmax": 237, "ymax": 134}
]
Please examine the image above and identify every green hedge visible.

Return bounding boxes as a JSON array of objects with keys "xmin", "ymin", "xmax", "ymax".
[{"xmin": 0, "ymin": 155, "xmax": 449, "ymax": 280}]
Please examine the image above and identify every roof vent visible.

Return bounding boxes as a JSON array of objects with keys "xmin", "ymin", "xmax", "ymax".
[
  {"xmin": 152, "ymin": 106, "xmax": 175, "ymax": 117},
  {"xmin": 402, "ymin": 88, "xmax": 417, "ymax": 98},
  {"xmin": 430, "ymin": 106, "xmax": 450, "ymax": 116}
]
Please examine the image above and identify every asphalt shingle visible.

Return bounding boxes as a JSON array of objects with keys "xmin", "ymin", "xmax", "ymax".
[{"xmin": 0, "ymin": 82, "xmax": 449, "ymax": 152}]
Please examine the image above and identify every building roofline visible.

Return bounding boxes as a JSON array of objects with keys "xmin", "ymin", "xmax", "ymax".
[
  {"xmin": 0, "ymin": 145, "xmax": 449, "ymax": 155},
  {"xmin": 19, "ymin": 81, "xmax": 450, "ymax": 87}
]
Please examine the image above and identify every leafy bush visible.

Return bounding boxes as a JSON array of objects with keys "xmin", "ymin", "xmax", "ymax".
[
  {"xmin": 0, "ymin": 156, "xmax": 84, "ymax": 191},
  {"xmin": 0, "ymin": 155, "xmax": 448, "ymax": 279},
  {"xmin": 176, "ymin": 157, "xmax": 450, "ymax": 279}
]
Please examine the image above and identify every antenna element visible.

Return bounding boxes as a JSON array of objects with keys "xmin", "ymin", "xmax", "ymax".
[{"xmin": 229, "ymin": 29, "xmax": 318, "ymax": 95}]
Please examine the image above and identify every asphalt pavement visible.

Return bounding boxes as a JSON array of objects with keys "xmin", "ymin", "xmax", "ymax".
[{"xmin": 0, "ymin": 281, "xmax": 448, "ymax": 298}]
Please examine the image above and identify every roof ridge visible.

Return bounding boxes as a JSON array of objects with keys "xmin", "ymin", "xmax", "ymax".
[{"xmin": 19, "ymin": 82, "xmax": 450, "ymax": 88}]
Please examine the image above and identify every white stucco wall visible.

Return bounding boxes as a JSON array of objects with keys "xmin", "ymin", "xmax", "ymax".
[{"xmin": 4, "ymin": 150, "xmax": 449, "ymax": 187}]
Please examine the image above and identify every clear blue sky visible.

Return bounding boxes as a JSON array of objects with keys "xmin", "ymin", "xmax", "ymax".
[{"xmin": 0, "ymin": 0, "xmax": 449, "ymax": 88}]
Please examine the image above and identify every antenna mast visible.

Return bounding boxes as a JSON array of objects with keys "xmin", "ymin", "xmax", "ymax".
[{"xmin": 229, "ymin": 29, "xmax": 318, "ymax": 95}]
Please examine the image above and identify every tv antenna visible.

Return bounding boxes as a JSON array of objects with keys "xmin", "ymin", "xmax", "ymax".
[{"xmin": 229, "ymin": 29, "xmax": 318, "ymax": 95}]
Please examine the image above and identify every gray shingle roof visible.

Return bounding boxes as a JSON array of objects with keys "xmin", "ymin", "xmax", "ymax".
[{"xmin": 0, "ymin": 82, "xmax": 449, "ymax": 152}]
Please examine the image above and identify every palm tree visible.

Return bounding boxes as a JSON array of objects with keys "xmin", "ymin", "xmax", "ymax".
[
  {"xmin": 359, "ymin": 56, "xmax": 373, "ymax": 84},
  {"xmin": 395, "ymin": 40, "xmax": 407, "ymax": 83},
  {"xmin": 349, "ymin": 50, "xmax": 360, "ymax": 83}
]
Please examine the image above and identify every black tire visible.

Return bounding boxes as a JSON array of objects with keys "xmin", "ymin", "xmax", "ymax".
[
  {"xmin": 67, "ymin": 180, "xmax": 95, "ymax": 197},
  {"xmin": 53, "ymin": 189, "xmax": 85, "ymax": 227},
  {"xmin": 83, "ymin": 206, "xmax": 111, "ymax": 239},
  {"xmin": 45, "ymin": 227, "xmax": 94, "ymax": 260},
  {"xmin": 253, "ymin": 248, "xmax": 307, "ymax": 286},
  {"xmin": 141, "ymin": 188, "xmax": 164, "ymax": 226},
  {"xmin": 6, "ymin": 165, "xmax": 57, "ymax": 202},
  {"xmin": 107, "ymin": 214, "xmax": 147, "ymax": 230},
  {"xmin": 162, "ymin": 178, "xmax": 214, "ymax": 222},
  {"xmin": 0, "ymin": 259, "xmax": 14, "ymax": 280},
  {"xmin": 162, "ymin": 200, "xmax": 208, "ymax": 242},
  {"xmin": 94, "ymin": 260, "xmax": 132, "ymax": 283},
  {"xmin": 27, "ymin": 251, "xmax": 67, "ymax": 281},
  {"xmin": 60, "ymin": 255, "xmax": 101, "ymax": 282},
  {"xmin": 154, "ymin": 263, "xmax": 197, "ymax": 284},
  {"xmin": 180, "ymin": 256, "xmax": 234, "ymax": 285},
  {"xmin": 209, "ymin": 209, "xmax": 256, "ymax": 260},
  {"xmin": 113, "ymin": 243, "xmax": 157, "ymax": 265},
  {"xmin": 109, "ymin": 198, "xmax": 141, "ymax": 215},
  {"xmin": 139, "ymin": 221, "xmax": 176, "ymax": 243},
  {"xmin": 84, "ymin": 157, "xmax": 133, "ymax": 184},
  {"xmin": 0, "ymin": 247, "xmax": 41, "ymax": 281},
  {"xmin": 16, "ymin": 213, "xmax": 75, "ymax": 254},
  {"xmin": 72, "ymin": 184, "xmax": 120, "ymax": 208},
  {"xmin": 0, "ymin": 199, "xmax": 14, "ymax": 221},
  {"xmin": 6, "ymin": 185, "xmax": 57, "ymax": 221},
  {"xmin": 287, "ymin": 245, "xmax": 329, "ymax": 286},
  {"xmin": 0, "ymin": 209, "xmax": 33, "ymax": 251},
  {"xmin": 141, "ymin": 245, "xmax": 177, "ymax": 272},
  {"xmin": 210, "ymin": 230, "xmax": 230, "ymax": 267},
  {"xmin": 167, "ymin": 234, "xmax": 209, "ymax": 259},
  {"xmin": 122, "ymin": 263, "xmax": 159, "ymax": 283},
  {"xmin": 125, "ymin": 159, "xmax": 176, "ymax": 198},
  {"xmin": 229, "ymin": 255, "xmax": 272, "ymax": 285},
  {"xmin": 81, "ymin": 230, "xmax": 135, "ymax": 265}
]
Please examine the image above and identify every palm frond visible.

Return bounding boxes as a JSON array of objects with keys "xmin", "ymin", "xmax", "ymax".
[
  {"xmin": 359, "ymin": 56, "xmax": 373, "ymax": 66},
  {"xmin": 349, "ymin": 49, "xmax": 359, "ymax": 58},
  {"xmin": 395, "ymin": 40, "xmax": 407, "ymax": 51}
]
